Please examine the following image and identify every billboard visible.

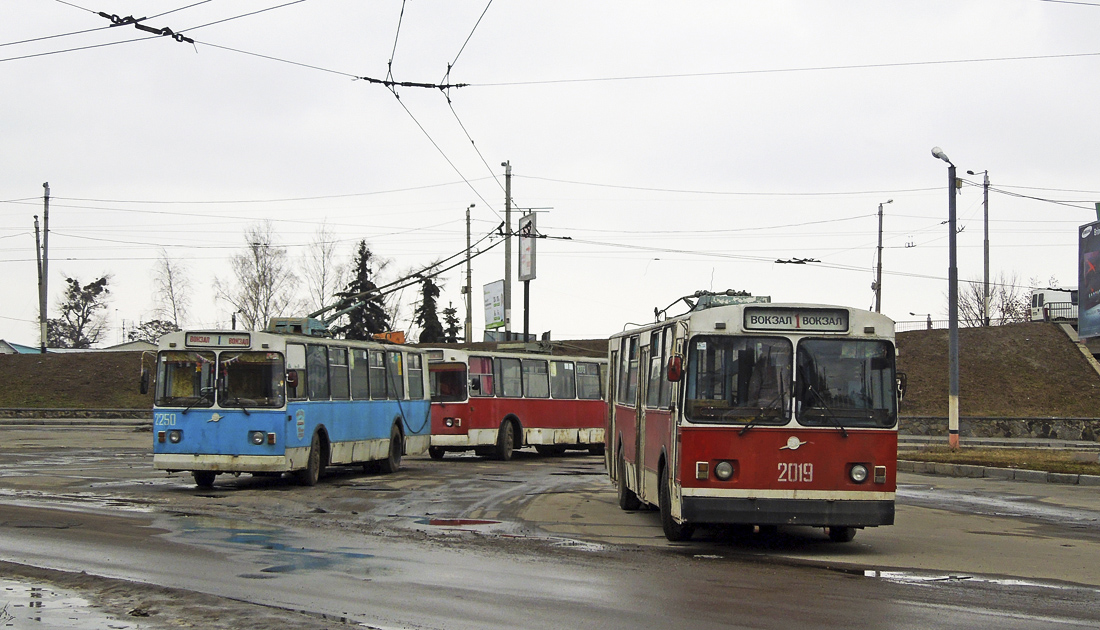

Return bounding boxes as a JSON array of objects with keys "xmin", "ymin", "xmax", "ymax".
[
  {"xmin": 518, "ymin": 213, "xmax": 536, "ymax": 281},
  {"xmin": 483, "ymin": 280, "xmax": 505, "ymax": 330},
  {"xmin": 1079, "ymin": 222, "xmax": 1100, "ymax": 338}
]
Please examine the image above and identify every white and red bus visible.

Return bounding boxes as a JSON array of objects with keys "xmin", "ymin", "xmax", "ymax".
[
  {"xmin": 607, "ymin": 293, "xmax": 898, "ymax": 542},
  {"xmin": 427, "ymin": 348, "xmax": 608, "ymax": 460}
]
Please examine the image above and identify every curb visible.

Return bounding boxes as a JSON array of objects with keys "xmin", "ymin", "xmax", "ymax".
[
  {"xmin": 0, "ymin": 418, "xmax": 149, "ymax": 427},
  {"xmin": 899, "ymin": 459, "xmax": 1100, "ymax": 486}
]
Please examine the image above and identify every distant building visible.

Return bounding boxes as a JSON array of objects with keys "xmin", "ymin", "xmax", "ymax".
[{"xmin": 0, "ymin": 340, "xmax": 41, "ymax": 354}]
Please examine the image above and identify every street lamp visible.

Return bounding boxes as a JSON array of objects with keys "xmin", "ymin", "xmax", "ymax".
[
  {"xmin": 909, "ymin": 312, "xmax": 933, "ymax": 330},
  {"xmin": 967, "ymin": 169, "xmax": 991, "ymax": 326},
  {"xmin": 874, "ymin": 199, "xmax": 894, "ymax": 313},
  {"xmin": 932, "ymin": 146, "xmax": 960, "ymax": 450}
]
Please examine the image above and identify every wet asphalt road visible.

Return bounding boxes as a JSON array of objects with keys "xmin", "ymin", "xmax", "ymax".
[{"xmin": 1, "ymin": 425, "xmax": 1099, "ymax": 629}]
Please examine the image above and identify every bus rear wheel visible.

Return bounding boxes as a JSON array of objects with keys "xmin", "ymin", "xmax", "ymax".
[
  {"xmin": 379, "ymin": 425, "xmax": 403, "ymax": 474},
  {"xmin": 428, "ymin": 446, "xmax": 446, "ymax": 460},
  {"xmin": 192, "ymin": 471, "xmax": 216, "ymax": 488},
  {"xmin": 616, "ymin": 448, "xmax": 641, "ymax": 511},
  {"xmin": 659, "ymin": 465, "xmax": 694, "ymax": 542},
  {"xmin": 294, "ymin": 432, "xmax": 324, "ymax": 486},
  {"xmin": 495, "ymin": 421, "xmax": 515, "ymax": 461},
  {"xmin": 828, "ymin": 526, "xmax": 856, "ymax": 543}
]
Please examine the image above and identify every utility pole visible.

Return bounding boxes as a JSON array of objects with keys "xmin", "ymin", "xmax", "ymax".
[
  {"xmin": 874, "ymin": 199, "xmax": 893, "ymax": 313},
  {"xmin": 501, "ymin": 160, "xmax": 512, "ymax": 340},
  {"xmin": 933, "ymin": 146, "xmax": 960, "ymax": 450},
  {"xmin": 982, "ymin": 171, "xmax": 990, "ymax": 327},
  {"xmin": 38, "ymin": 183, "xmax": 50, "ymax": 353},
  {"xmin": 464, "ymin": 203, "xmax": 474, "ymax": 342}
]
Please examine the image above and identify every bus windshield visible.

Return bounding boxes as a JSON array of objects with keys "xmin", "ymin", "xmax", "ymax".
[
  {"xmin": 219, "ymin": 351, "xmax": 285, "ymax": 408},
  {"xmin": 685, "ymin": 336, "xmax": 792, "ymax": 424},
  {"xmin": 430, "ymin": 364, "xmax": 468, "ymax": 402},
  {"xmin": 796, "ymin": 339, "xmax": 896, "ymax": 428},
  {"xmin": 155, "ymin": 351, "xmax": 216, "ymax": 408}
]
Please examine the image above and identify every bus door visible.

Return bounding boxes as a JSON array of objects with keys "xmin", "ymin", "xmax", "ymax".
[
  {"xmin": 606, "ymin": 348, "xmax": 619, "ymax": 475},
  {"xmin": 634, "ymin": 343, "xmax": 650, "ymax": 501}
]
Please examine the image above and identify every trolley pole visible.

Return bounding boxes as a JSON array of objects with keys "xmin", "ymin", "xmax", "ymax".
[
  {"xmin": 465, "ymin": 203, "xmax": 474, "ymax": 342},
  {"xmin": 502, "ymin": 160, "xmax": 512, "ymax": 339}
]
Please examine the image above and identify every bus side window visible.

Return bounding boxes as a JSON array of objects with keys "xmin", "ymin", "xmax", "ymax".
[
  {"xmin": 522, "ymin": 359, "xmax": 550, "ymax": 398},
  {"xmin": 350, "ymin": 349, "xmax": 370, "ymax": 399},
  {"xmin": 577, "ymin": 362, "xmax": 602, "ymax": 400},
  {"xmin": 286, "ymin": 343, "xmax": 306, "ymax": 400},
  {"xmin": 549, "ymin": 361, "xmax": 576, "ymax": 399},
  {"xmin": 306, "ymin": 344, "xmax": 330, "ymax": 400},
  {"xmin": 660, "ymin": 326, "xmax": 675, "ymax": 409},
  {"xmin": 646, "ymin": 331, "xmax": 663, "ymax": 408},
  {"xmin": 408, "ymin": 353, "xmax": 425, "ymax": 399},
  {"xmin": 469, "ymin": 356, "xmax": 493, "ymax": 396},
  {"xmin": 496, "ymin": 357, "xmax": 522, "ymax": 397},
  {"xmin": 387, "ymin": 352, "xmax": 405, "ymax": 399},
  {"xmin": 369, "ymin": 350, "xmax": 387, "ymax": 399},
  {"xmin": 329, "ymin": 347, "xmax": 350, "ymax": 400}
]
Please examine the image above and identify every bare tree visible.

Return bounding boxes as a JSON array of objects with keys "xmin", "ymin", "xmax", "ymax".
[
  {"xmin": 215, "ymin": 222, "xmax": 303, "ymax": 330},
  {"xmin": 302, "ymin": 222, "xmax": 346, "ymax": 315},
  {"xmin": 957, "ymin": 271, "xmax": 1029, "ymax": 326},
  {"xmin": 153, "ymin": 249, "xmax": 190, "ymax": 327}
]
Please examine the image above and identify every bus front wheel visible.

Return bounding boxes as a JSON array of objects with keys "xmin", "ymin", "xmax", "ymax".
[
  {"xmin": 496, "ymin": 421, "xmax": 515, "ymax": 461},
  {"xmin": 192, "ymin": 471, "xmax": 216, "ymax": 488},
  {"xmin": 659, "ymin": 466, "xmax": 694, "ymax": 542},
  {"xmin": 380, "ymin": 425, "xmax": 403, "ymax": 474},
  {"xmin": 428, "ymin": 446, "xmax": 446, "ymax": 460},
  {"xmin": 295, "ymin": 433, "xmax": 324, "ymax": 486},
  {"xmin": 616, "ymin": 449, "xmax": 641, "ymax": 511}
]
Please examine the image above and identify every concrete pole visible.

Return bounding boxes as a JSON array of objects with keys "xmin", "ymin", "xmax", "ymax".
[
  {"xmin": 465, "ymin": 203, "xmax": 474, "ymax": 342},
  {"xmin": 982, "ymin": 171, "xmax": 990, "ymax": 327},
  {"xmin": 502, "ymin": 161, "xmax": 512, "ymax": 339},
  {"xmin": 874, "ymin": 199, "xmax": 892, "ymax": 313},
  {"xmin": 948, "ymin": 164, "xmax": 960, "ymax": 450},
  {"xmin": 40, "ymin": 182, "xmax": 50, "ymax": 354}
]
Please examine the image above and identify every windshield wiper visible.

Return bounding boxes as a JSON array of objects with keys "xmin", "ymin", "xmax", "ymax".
[
  {"xmin": 226, "ymin": 396, "xmax": 251, "ymax": 416},
  {"xmin": 181, "ymin": 386, "xmax": 214, "ymax": 415},
  {"xmin": 804, "ymin": 385, "xmax": 847, "ymax": 438},
  {"xmin": 740, "ymin": 380, "xmax": 786, "ymax": 436}
]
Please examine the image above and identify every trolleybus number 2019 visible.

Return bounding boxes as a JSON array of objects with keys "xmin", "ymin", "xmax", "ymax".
[{"xmin": 778, "ymin": 462, "xmax": 813, "ymax": 483}]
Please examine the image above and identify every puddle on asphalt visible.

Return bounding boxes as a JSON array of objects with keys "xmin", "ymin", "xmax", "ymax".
[
  {"xmin": 862, "ymin": 569, "xmax": 1100, "ymax": 593},
  {"xmin": 0, "ymin": 489, "xmax": 157, "ymax": 514},
  {"xmin": 0, "ymin": 579, "xmax": 137, "ymax": 629}
]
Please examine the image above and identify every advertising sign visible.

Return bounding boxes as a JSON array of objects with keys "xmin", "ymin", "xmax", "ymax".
[
  {"xmin": 518, "ymin": 213, "xmax": 536, "ymax": 281},
  {"xmin": 483, "ymin": 280, "xmax": 505, "ymax": 330},
  {"xmin": 1079, "ymin": 221, "xmax": 1100, "ymax": 338}
]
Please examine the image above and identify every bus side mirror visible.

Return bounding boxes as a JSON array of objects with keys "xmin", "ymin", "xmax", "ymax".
[
  {"xmin": 140, "ymin": 368, "xmax": 151, "ymax": 395},
  {"xmin": 896, "ymin": 372, "xmax": 908, "ymax": 404},
  {"xmin": 667, "ymin": 355, "xmax": 683, "ymax": 382}
]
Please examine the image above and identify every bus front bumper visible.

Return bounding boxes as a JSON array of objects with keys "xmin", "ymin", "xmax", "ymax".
[
  {"xmin": 681, "ymin": 496, "xmax": 895, "ymax": 527},
  {"xmin": 154, "ymin": 451, "xmax": 303, "ymax": 473}
]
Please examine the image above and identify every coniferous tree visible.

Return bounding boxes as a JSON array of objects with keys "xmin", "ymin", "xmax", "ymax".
[
  {"xmin": 331, "ymin": 240, "xmax": 391, "ymax": 340},
  {"xmin": 414, "ymin": 275, "xmax": 444, "ymax": 343},
  {"xmin": 442, "ymin": 302, "xmax": 461, "ymax": 343}
]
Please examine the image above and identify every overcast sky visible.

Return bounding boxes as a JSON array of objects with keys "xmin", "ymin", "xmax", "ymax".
[{"xmin": 2, "ymin": 0, "xmax": 1098, "ymax": 346}]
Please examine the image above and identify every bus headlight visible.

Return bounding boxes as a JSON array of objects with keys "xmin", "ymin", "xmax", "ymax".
[
  {"xmin": 849, "ymin": 464, "xmax": 869, "ymax": 483},
  {"xmin": 250, "ymin": 431, "xmax": 265, "ymax": 446},
  {"xmin": 168, "ymin": 430, "xmax": 182, "ymax": 444},
  {"xmin": 714, "ymin": 461, "xmax": 735, "ymax": 481}
]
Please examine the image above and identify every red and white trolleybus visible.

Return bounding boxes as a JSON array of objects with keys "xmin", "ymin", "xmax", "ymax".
[
  {"xmin": 427, "ymin": 348, "xmax": 607, "ymax": 460},
  {"xmin": 607, "ymin": 292, "xmax": 898, "ymax": 542}
]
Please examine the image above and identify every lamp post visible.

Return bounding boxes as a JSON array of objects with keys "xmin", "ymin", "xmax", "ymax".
[
  {"xmin": 967, "ymin": 169, "xmax": 990, "ymax": 326},
  {"xmin": 932, "ymin": 146, "xmax": 960, "ymax": 450},
  {"xmin": 874, "ymin": 199, "xmax": 893, "ymax": 313},
  {"xmin": 909, "ymin": 312, "xmax": 933, "ymax": 330}
]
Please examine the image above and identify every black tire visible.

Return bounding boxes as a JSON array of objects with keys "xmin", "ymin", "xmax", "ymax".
[
  {"xmin": 495, "ymin": 421, "xmax": 515, "ymax": 461},
  {"xmin": 192, "ymin": 471, "xmax": 216, "ymax": 488},
  {"xmin": 588, "ymin": 444, "xmax": 606, "ymax": 456},
  {"xmin": 659, "ymin": 465, "xmax": 694, "ymax": 542},
  {"xmin": 828, "ymin": 526, "xmax": 857, "ymax": 543},
  {"xmin": 428, "ymin": 446, "xmax": 446, "ymax": 460},
  {"xmin": 534, "ymin": 445, "xmax": 564, "ymax": 456},
  {"xmin": 294, "ymin": 432, "xmax": 323, "ymax": 486},
  {"xmin": 379, "ymin": 425, "xmax": 403, "ymax": 474},
  {"xmin": 616, "ymin": 448, "xmax": 641, "ymax": 511}
]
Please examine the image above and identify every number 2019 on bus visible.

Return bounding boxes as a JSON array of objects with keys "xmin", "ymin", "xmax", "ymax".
[{"xmin": 778, "ymin": 462, "xmax": 813, "ymax": 483}]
